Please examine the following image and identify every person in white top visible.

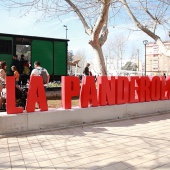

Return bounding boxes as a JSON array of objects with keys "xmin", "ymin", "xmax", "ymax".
[
  {"xmin": 30, "ymin": 61, "xmax": 50, "ymax": 85},
  {"xmin": 0, "ymin": 61, "xmax": 7, "ymax": 110}
]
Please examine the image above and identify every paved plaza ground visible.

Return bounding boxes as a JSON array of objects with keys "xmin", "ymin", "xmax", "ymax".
[{"xmin": 1, "ymin": 113, "xmax": 170, "ymax": 170}]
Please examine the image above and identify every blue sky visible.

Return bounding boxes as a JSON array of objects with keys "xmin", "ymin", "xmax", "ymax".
[
  {"xmin": 0, "ymin": 6, "xmax": 168, "ymax": 63},
  {"xmin": 0, "ymin": 8, "xmax": 92, "ymax": 53}
]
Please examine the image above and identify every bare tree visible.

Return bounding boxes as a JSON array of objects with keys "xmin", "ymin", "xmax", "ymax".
[
  {"xmin": 1, "ymin": 0, "xmax": 112, "ymax": 75},
  {"xmin": 1, "ymin": 0, "xmax": 170, "ymax": 75},
  {"xmin": 103, "ymin": 39, "xmax": 116, "ymax": 69},
  {"xmin": 73, "ymin": 49, "xmax": 87, "ymax": 74},
  {"xmin": 104, "ymin": 35, "xmax": 127, "ymax": 69},
  {"xmin": 120, "ymin": 0, "xmax": 170, "ymax": 56}
]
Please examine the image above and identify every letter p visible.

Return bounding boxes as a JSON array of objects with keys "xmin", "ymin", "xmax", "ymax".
[{"xmin": 61, "ymin": 76, "xmax": 80, "ymax": 109}]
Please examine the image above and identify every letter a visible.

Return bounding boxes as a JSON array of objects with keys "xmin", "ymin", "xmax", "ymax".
[{"xmin": 26, "ymin": 76, "xmax": 48, "ymax": 112}]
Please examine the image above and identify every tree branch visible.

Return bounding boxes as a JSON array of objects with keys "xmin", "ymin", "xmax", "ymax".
[
  {"xmin": 65, "ymin": 0, "xmax": 92, "ymax": 35},
  {"xmin": 93, "ymin": 0, "xmax": 110, "ymax": 42},
  {"xmin": 120, "ymin": 0, "xmax": 170, "ymax": 56},
  {"xmin": 120, "ymin": 0, "xmax": 160, "ymax": 41}
]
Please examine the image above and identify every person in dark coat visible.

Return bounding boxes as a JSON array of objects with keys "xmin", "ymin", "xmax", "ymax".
[
  {"xmin": 83, "ymin": 63, "xmax": 90, "ymax": 76},
  {"xmin": 20, "ymin": 54, "xmax": 25, "ymax": 74},
  {"xmin": 11, "ymin": 55, "xmax": 21, "ymax": 73}
]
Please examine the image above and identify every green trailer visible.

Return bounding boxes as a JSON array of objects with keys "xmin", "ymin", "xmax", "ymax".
[{"xmin": 0, "ymin": 33, "xmax": 68, "ymax": 80}]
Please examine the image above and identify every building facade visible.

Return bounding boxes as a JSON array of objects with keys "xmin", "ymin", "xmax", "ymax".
[{"xmin": 146, "ymin": 42, "xmax": 170, "ymax": 76}]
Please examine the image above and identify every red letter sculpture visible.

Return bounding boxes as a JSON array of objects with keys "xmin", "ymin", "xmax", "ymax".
[
  {"xmin": 79, "ymin": 76, "xmax": 98, "ymax": 108},
  {"xmin": 128, "ymin": 76, "xmax": 140, "ymax": 103},
  {"xmin": 97, "ymin": 76, "xmax": 115, "ymax": 106},
  {"xmin": 160, "ymin": 76, "xmax": 168, "ymax": 100},
  {"xmin": 62, "ymin": 76, "xmax": 80, "ymax": 109},
  {"xmin": 150, "ymin": 76, "xmax": 161, "ymax": 101},
  {"xmin": 6, "ymin": 76, "xmax": 23, "ymax": 114},
  {"xmin": 116, "ymin": 76, "xmax": 129, "ymax": 104},
  {"xmin": 26, "ymin": 76, "xmax": 48, "ymax": 112},
  {"xmin": 139, "ymin": 76, "xmax": 151, "ymax": 102}
]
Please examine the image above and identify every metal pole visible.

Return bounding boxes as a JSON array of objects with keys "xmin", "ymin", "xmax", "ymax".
[
  {"xmin": 143, "ymin": 40, "xmax": 148, "ymax": 76},
  {"xmin": 63, "ymin": 25, "xmax": 68, "ymax": 39}
]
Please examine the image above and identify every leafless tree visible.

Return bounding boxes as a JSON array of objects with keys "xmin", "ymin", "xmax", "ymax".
[
  {"xmin": 73, "ymin": 49, "xmax": 87, "ymax": 74},
  {"xmin": 120, "ymin": 0, "xmax": 170, "ymax": 56},
  {"xmin": 104, "ymin": 35, "xmax": 127, "ymax": 70},
  {"xmin": 1, "ymin": 0, "xmax": 170, "ymax": 75}
]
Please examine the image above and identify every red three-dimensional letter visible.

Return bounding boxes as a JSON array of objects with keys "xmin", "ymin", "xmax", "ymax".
[
  {"xmin": 97, "ymin": 76, "xmax": 115, "ymax": 106},
  {"xmin": 61, "ymin": 76, "xmax": 80, "ymax": 109},
  {"xmin": 116, "ymin": 76, "xmax": 129, "ymax": 104},
  {"xmin": 165, "ymin": 76, "xmax": 170, "ymax": 99},
  {"xmin": 128, "ymin": 76, "xmax": 140, "ymax": 103},
  {"xmin": 150, "ymin": 76, "xmax": 161, "ymax": 101},
  {"xmin": 26, "ymin": 76, "xmax": 48, "ymax": 112},
  {"xmin": 79, "ymin": 76, "xmax": 98, "ymax": 108},
  {"xmin": 138, "ymin": 76, "xmax": 151, "ymax": 102},
  {"xmin": 160, "ymin": 76, "xmax": 168, "ymax": 100},
  {"xmin": 6, "ymin": 76, "xmax": 23, "ymax": 114}
]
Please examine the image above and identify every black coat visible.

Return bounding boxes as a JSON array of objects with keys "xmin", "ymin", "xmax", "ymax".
[{"xmin": 11, "ymin": 59, "xmax": 21, "ymax": 74}]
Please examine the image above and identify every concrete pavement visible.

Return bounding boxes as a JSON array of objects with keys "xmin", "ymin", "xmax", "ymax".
[{"xmin": 1, "ymin": 113, "xmax": 170, "ymax": 170}]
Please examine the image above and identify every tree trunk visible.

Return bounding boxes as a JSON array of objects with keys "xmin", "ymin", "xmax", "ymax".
[
  {"xmin": 156, "ymin": 38, "xmax": 170, "ymax": 57},
  {"xmin": 92, "ymin": 44, "xmax": 107, "ymax": 76}
]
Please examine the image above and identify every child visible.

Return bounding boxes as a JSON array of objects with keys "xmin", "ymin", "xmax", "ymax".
[{"xmin": 11, "ymin": 66, "xmax": 20, "ymax": 85}]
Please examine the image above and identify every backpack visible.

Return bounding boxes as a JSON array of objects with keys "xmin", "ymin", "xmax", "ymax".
[{"xmin": 36, "ymin": 68, "xmax": 48, "ymax": 84}]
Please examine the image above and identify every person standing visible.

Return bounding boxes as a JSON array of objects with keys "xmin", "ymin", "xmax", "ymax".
[
  {"xmin": 163, "ymin": 72, "xmax": 166, "ymax": 79},
  {"xmin": 11, "ymin": 66, "xmax": 20, "ymax": 85},
  {"xmin": 0, "ymin": 61, "xmax": 7, "ymax": 110},
  {"xmin": 31, "ymin": 61, "xmax": 50, "ymax": 86},
  {"xmin": 83, "ymin": 63, "xmax": 90, "ymax": 76},
  {"xmin": 20, "ymin": 54, "xmax": 25, "ymax": 74},
  {"xmin": 11, "ymin": 55, "xmax": 21, "ymax": 73}
]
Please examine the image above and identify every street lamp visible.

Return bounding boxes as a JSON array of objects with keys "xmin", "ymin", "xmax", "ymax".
[
  {"xmin": 143, "ymin": 40, "xmax": 148, "ymax": 76},
  {"xmin": 63, "ymin": 25, "xmax": 68, "ymax": 39}
]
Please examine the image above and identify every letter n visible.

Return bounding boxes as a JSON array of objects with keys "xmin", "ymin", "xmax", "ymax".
[{"xmin": 97, "ymin": 76, "xmax": 115, "ymax": 106}]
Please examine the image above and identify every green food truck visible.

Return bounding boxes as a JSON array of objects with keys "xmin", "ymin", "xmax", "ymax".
[{"xmin": 0, "ymin": 33, "xmax": 68, "ymax": 81}]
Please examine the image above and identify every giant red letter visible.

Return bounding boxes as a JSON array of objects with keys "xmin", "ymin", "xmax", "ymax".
[
  {"xmin": 128, "ymin": 76, "xmax": 140, "ymax": 103},
  {"xmin": 165, "ymin": 76, "xmax": 170, "ymax": 99},
  {"xmin": 138, "ymin": 76, "xmax": 151, "ymax": 102},
  {"xmin": 26, "ymin": 76, "xmax": 48, "ymax": 112},
  {"xmin": 97, "ymin": 76, "xmax": 115, "ymax": 106},
  {"xmin": 62, "ymin": 76, "xmax": 80, "ymax": 109},
  {"xmin": 116, "ymin": 76, "xmax": 129, "ymax": 104},
  {"xmin": 160, "ymin": 76, "xmax": 168, "ymax": 100},
  {"xmin": 6, "ymin": 76, "xmax": 23, "ymax": 114},
  {"xmin": 79, "ymin": 76, "xmax": 98, "ymax": 108},
  {"xmin": 150, "ymin": 76, "xmax": 161, "ymax": 101}
]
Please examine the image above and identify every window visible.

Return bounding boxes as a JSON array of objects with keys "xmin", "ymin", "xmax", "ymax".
[{"xmin": 0, "ymin": 40, "xmax": 12, "ymax": 54}]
